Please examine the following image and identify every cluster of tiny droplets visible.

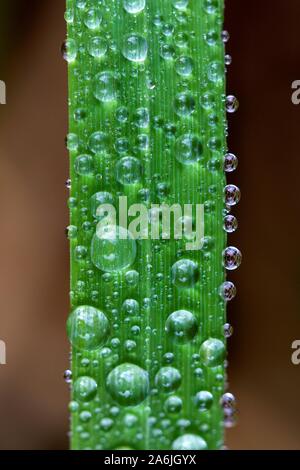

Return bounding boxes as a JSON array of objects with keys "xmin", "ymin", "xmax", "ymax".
[{"xmin": 63, "ymin": 0, "xmax": 238, "ymax": 450}]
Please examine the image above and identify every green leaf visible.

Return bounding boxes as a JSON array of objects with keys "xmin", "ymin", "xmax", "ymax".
[{"xmin": 66, "ymin": 0, "xmax": 234, "ymax": 450}]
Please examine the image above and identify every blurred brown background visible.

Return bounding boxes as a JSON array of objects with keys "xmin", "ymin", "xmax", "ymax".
[{"xmin": 0, "ymin": 0, "xmax": 299, "ymax": 450}]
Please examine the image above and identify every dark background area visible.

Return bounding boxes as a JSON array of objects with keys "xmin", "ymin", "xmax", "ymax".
[{"xmin": 0, "ymin": 0, "xmax": 299, "ymax": 450}]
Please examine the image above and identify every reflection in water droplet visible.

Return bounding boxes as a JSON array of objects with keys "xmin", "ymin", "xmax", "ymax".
[
  {"xmin": 94, "ymin": 71, "xmax": 118, "ymax": 102},
  {"xmin": 172, "ymin": 434, "xmax": 208, "ymax": 450},
  {"xmin": 106, "ymin": 363, "xmax": 149, "ymax": 406},
  {"xmin": 116, "ymin": 157, "xmax": 142, "ymax": 185},
  {"xmin": 171, "ymin": 259, "xmax": 200, "ymax": 288},
  {"xmin": 122, "ymin": 34, "xmax": 148, "ymax": 62},
  {"xmin": 91, "ymin": 225, "xmax": 137, "ymax": 272},
  {"xmin": 199, "ymin": 338, "xmax": 225, "ymax": 367},
  {"xmin": 166, "ymin": 310, "xmax": 198, "ymax": 343},
  {"xmin": 123, "ymin": 0, "xmax": 146, "ymax": 14},
  {"xmin": 155, "ymin": 367, "xmax": 181, "ymax": 392},
  {"xmin": 67, "ymin": 305, "xmax": 110, "ymax": 350},
  {"xmin": 223, "ymin": 246, "xmax": 242, "ymax": 271},
  {"xmin": 176, "ymin": 134, "xmax": 203, "ymax": 164},
  {"xmin": 73, "ymin": 376, "xmax": 98, "ymax": 402},
  {"xmin": 219, "ymin": 281, "xmax": 237, "ymax": 301}
]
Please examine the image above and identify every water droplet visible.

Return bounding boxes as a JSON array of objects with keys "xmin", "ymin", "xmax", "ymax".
[
  {"xmin": 67, "ymin": 305, "xmax": 110, "ymax": 350},
  {"xmin": 207, "ymin": 61, "xmax": 223, "ymax": 83},
  {"xmin": 199, "ymin": 338, "xmax": 225, "ymax": 367},
  {"xmin": 226, "ymin": 95, "xmax": 239, "ymax": 113},
  {"xmin": 123, "ymin": 0, "xmax": 145, "ymax": 14},
  {"xmin": 122, "ymin": 299, "xmax": 140, "ymax": 316},
  {"xmin": 88, "ymin": 37, "xmax": 108, "ymax": 58},
  {"xmin": 166, "ymin": 310, "xmax": 198, "ymax": 343},
  {"xmin": 125, "ymin": 270, "xmax": 139, "ymax": 287},
  {"xmin": 203, "ymin": 0, "xmax": 218, "ymax": 14},
  {"xmin": 94, "ymin": 71, "xmax": 118, "ymax": 102},
  {"xmin": 106, "ymin": 363, "xmax": 149, "ymax": 406},
  {"xmin": 73, "ymin": 376, "xmax": 98, "ymax": 402},
  {"xmin": 66, "ymin": 133, "xmax": 80, "ymax": 152},
  {"xmin": 74, "ymin": 154, "xmax": 95, "ymax": 176},
  {"xmin": 224, "ymin": 215, "xmax": 238, "ymax": 233},
  {"xmin": 89, "ymin": 131, "xmax": 109, "ymax": 153},
  {"xmin": 84, "ymin": 8, "xmax": 102, "ymax": 30},
  {"xmin": 224, "ymin": 152, "xmax": 238, "ymax": 172},
  {"xmin": 172, "ymin": 0, "xmax": 189, "ymax": 10},
  {"xmin": 160, "ymin": 44, "xmax": 176, "ymax": 60},
  {"xmin": 115, "ymin": 157, "xmax": 142, "ymax": 185},
  {"xmin": 224, "ymin": 323, "xmax": 233, "ymax": 338},
  {"xmin": 172, "ymin": 434, "xmax": 208, "ymax": 450},
  {"xmin": 171, "ymin": 259, "xmax": 200, "ymax": 288},
  {"xmin": 225, "ymin": 54, "xmax": 232, "ymax": 65},
  {"xmin": 219, "ymin": 281, "xmax": 237, "ymax": 301},
  {"xmin": 64, "ymin": 369, "xmax": 72, "ymax": 384},
  {"xmin": 175, "ymin": 56, "xmax": 193, "ymax": 77},
  {"xmin": 91, "ymin": 192, "xmax": 114, "ymax": 219},
  {"xmin": 165, "ymin": 396, "xmax": 183, "ymax": 413},
  {"xmin": 176, "ymin": 134, "xmax": 203, "ymax": 164},
  {"xmin": 122, "ymin": 34, "xmax": 148, "ymax": 63},
  {"xmin": 61, "ymin": 39, "xmax": 77, "ymax": 62},
  {"xmin": 91, "ymin": 225, "xmax": 137, "ymax": 272},
  {"xmin": 134, "ymin": 107, "xmax": 150, "ymax": 128},
  {"xmin": 195, "ymin": 391, "xmax": 213, "ymax": 411},
  {"xmin": 174, "ymin": 92, "xmax": 195, "ymax": 117},
  {"xmin": 225, "ymin": 184, "xmax": 241, "ymax": 206},
  {"xmin": 223, "ymin": 246, "xmax": 242, "ymax": 271},
  {"xmin": 155, "ymin": 367, "xmax": 181, "ymax": 392},
  {"xmin": 222, "ymin": 30, "xmax": 230, "ymax": 43}
]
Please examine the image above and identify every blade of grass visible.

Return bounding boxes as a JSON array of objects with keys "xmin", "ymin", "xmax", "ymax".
[{"xmin": 65, "ymin": 0, "xmax": 239, "ymax": 450}]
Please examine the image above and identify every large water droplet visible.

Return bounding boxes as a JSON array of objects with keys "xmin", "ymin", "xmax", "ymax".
[
  {"xmin": 84, "ymin": 8, "xmax": 102, "ymax": 30},
  {"xmin": 122, "ymin": 34, "xmax": 148, "ymax": 62},
  {"xmin": 166, "ymin": 310, "xmax": 198, "ymax": 343},
  {"xmin": 171, "ymin": 259, "xmax": 199, "ymax": 288},
  {"xmin": 88, "ymin": 37, "xmax": 108, "ymax": 58},
  {"xmin": 106, "ymin": 363, "xmax": 149, "ymax": 406},
  {"xmin": 123, "ymin": 0, "xmax": 146, "ymax": 14},
  {"xmin": 90, "ymin": 192, "xmax": 114, "ymax": 219},
  {"xmin": 195, "ymin": 391, "xmax": 214, "ymax": 411},
  {"xmin": 223, "ymin": 246, "xmax": 242, "ymax": 271},
  {"xmin": 91, "ymin": 225, "xmax": 137, "ymax": 272},
  {"xmin": 225, "ymin": 184, "xmax": 241, "ymax": 206},
  {"xmin": 219, "ymin": 281, "xmax": 237, "ymax": 301},
  {"xmin": 199, "ymin": 338, "xmax": 225, "ymax": 367},
  {"xmin": 115, "ymin": 157, "xmax": 142, "ymax": 185},
  {"xmin": 175, "ymin": 56, "xmax": 193, "ymax": 77},
  {"xmin": 172, "ymin": 434, "xmax": 208, "ymax": 450},
  {"xmin": 67, "ymin": 305, "xmax": 110, "ymax": 350},
  {"xmin": 175, "ymin": 134, "xmax": 203, "ymax": 165},
  {"xmin": 74, "ymin": 154, "xmax": 95, "ymax": 176},
  {"xmin": 174, "ymin": 92, "xmax": 195, "ymax": 117},
  {"xmin": 73, "ymin": 376, "xmax": 98, "ymax": 402},
  {"xmin": 94, "ymin": 71, "xmax": 118, "ymax": 102},
  {"xmin": 155, "ymin": 367, "xmax": 181, "ymax": 392}
]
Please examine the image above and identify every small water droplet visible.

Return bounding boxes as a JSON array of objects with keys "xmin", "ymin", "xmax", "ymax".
[{"xmin": 226, "ymin": 95, "xmax": 239, "ymax": 113}]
